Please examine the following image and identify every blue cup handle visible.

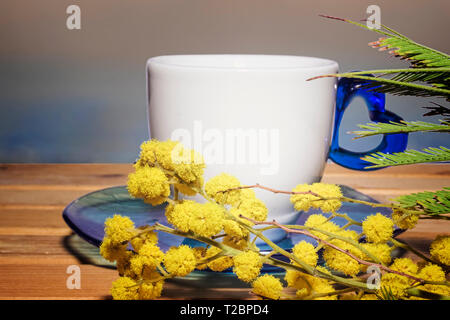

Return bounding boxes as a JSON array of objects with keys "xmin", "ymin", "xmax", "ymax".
[{"xmin": 329, "ymin": 76, "xmax": 408, "ymax": 171}]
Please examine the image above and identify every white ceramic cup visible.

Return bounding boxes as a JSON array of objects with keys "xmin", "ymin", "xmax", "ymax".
[{"xmin": 146, "ymin": 54, "xmax": 339, "ymax": 242}]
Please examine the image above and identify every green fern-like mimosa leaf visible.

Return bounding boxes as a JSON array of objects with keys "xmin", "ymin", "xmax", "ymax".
[
  {"xmin": 362, "ymin": 147, "xmax": 450, "ymax": 168},
  {"xmin": 351, "ymin": 120, "xmax": 450, "ymax": 138},
  {"xmin": 393, "ymin": 188, "xmax": 450, "ymax": 215}
]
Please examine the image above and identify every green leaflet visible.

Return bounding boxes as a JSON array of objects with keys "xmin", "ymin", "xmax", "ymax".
[
  {"xmin": 393, "ymin": 188, "xmax": 450, "ymax": 215},
  {"xmin": 319, "ymin": 15, "xmax": 450, "ymax": 69},
  {"xmin": 377, "ymin": 36, "xmax": 450, "ymax": 68},
  {"xmin": 325, "ymin": 73, "xmax": 450, "ymax": 100},
  {"xmin": 361, "ymin": 147, "xmax": 450, "ymax": 168},
  {"xmin": 315, "ymin": 16, "xmax": 450, "ymax": 99},
  {"xmin": 351, "ymin": 120, "xmax": 450, "ymax": 138}
]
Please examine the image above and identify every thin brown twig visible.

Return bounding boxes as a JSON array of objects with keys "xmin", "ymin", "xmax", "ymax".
[
  {"xmin": 217, "ymin": 183, "xmax": 321, "ymax": 197},
  {"xmin": 240, "ymin": 215, "xmax": 444, "ymax": 286}
]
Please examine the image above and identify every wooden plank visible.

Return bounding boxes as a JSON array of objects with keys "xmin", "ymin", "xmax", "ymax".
[
  {"xmin": 0, "ymin": 163, "xmax": 448, "ymax": 186},
  {"xmin": 0, "ymin": 208, "xmax": 68, "ymax": 230},
  {"xmin": 0, "ymin": 264, "xmax": 116, "ymax": 299},
  {"xmin": 0, "ymin": 264, "xmax": 253, "ymax": 299},
  {"xmin": 0, "ymin": 189, "xmax": 98, "ymax": 206},
  {"xmin": 0, "ymin": 164, "xmax": 133, "ymax": 186}
]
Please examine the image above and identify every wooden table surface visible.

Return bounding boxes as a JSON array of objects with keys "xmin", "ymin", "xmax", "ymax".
[{"xmin": 0, "ymin": 163, "xmax": 448, "ymax": 300}]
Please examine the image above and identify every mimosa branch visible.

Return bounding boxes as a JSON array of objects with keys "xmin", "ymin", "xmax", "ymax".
[{"xmin": 240, "ymin": 215, "xmax": 449, "ymax": 287}]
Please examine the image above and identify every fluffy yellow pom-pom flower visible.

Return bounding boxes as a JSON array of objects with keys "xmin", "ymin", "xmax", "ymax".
[
  {"xmin": 166, "ymin": 200, "xmax": 225, "ymax": 237},
  {"xmin": 285, "ymin": 267, "xmax": 336, "ymax": 300},
  {"xmin": 323, "ymin": 239, "xmax": 362, "ymax": 276},
  {"xmin": 304, "ymin": 214, "xmax": 340, "ymax": 240},
  {"xmin": 337, "ymin": 229, "xmax": 360, "ymax": 241},
  {"xmin": 414, "ymin": 263, "xmax": 450, "ymax": 297},
  {"xmin": 110, "ymin": 273, "xmax": 164, "ymax": 300},
  {"xmin": 174, "ymin": 178, "xmax": 203, "ymax": 196},
  {"xmin": 390, "ymin": 257, "xmax": 418, "ymax": 275},
  {"xmin": 163, "ymin": 245, "xmax": 197, "ymax": 277},
  {"xmin": 171, "ymin": 146, "xmax": 205, "ymax": 184},
  {"xmin": 129, "ymin": 242, "xmax": 164, "ymax": 276},
  {"xmin": 192, "ymin": 247, "xmax": 208, "ymax": 270},
  {"xmin": 130, "ymin": 231, "xmax": 158, "ymax": 252},
  {"xmin": 222, "ymin": 218, "xmax": 249, "ymax": 238},
  {"xmin": 99, "ymin": 237, "xmax": 128, "ymax": 262},
  {"xmin": 189, "ymin": 202, "xmax": 225, "ymax": 237},
  {"xmin": 233, "ymin": 251, "xmax": 263, "ymax": 282},
  {"xmin": 292, "ymin": 241, "xmax": 318, "ymax": 267},
  {"xmin": 380, "ymin": 258, "xmax": 418, "ymax": 299},
  {"xmin": 104, "ymin": 215, "xmax": 135, "ymax": 244},
  {"xmin": 362, "ymin": 213, "xmax": 394, "ymax": 244},
  {"xmin": 392, "ymin": 209, "xmax": 419, "ymax": 230},
  {"xmin": 252, "ymin": 274, "xmax": 283, "ymax": 300},
  {"xmin": 205, "ymin": 173, "xmax": 242, "ymax": 205},
  {"xmin": 111, "ymin": 277, "xmax": 139, "ymax": 300},
  {"xmin": 205, "ymin": 246, "xmax": 234, "ymax": 272},
  {"xmin": 222, "ymin": 235, "xmax": 248, "ymax": 251},
  {"xmin": 361, "ymin": 243, "xmax": 392, "ymax": 270},
  {"xmin": 290, "ymin": 183, "xmax": 342, "ymax": 213},
  {"xmin": 135, "ymin": 139, "xmax": 178, "ymax": 171},
  {"xmin": 235, "ymin": 197, "xmax": 268, "ymax": 222},
  {"xmin": 430, "ymin": 235, "xmax": 450, "ymax": 266},
  {"xmin": 127, "ymin": 166, "xmax": 170, "ymax": 206},
  {"xmin": 139, "ymin": 281, "xmax": 164, "ymax": 300}
]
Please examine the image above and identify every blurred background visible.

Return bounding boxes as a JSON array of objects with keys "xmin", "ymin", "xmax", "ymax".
[{"xmin": 0, "ymin": 0, "xmax": 449, "ymax": 163}]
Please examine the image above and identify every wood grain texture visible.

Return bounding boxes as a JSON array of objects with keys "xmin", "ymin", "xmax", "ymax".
[{"xmin": 0, "ymin": 163, "xmax": 448, "ymax": 299}]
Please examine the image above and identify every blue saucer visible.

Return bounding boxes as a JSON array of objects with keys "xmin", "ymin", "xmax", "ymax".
[{"xmin": 62, "ymin": 185, "xmax": 403, "ymax": 275}]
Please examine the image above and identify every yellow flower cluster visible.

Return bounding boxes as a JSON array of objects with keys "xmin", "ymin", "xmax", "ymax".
[
  {"xmin": 100, "ymin": 238, "xmax": 128, "ymax": 262},
  {"xmin": 292, "ymin": 241, "xmax": 318, "ymax": 267},
  {"xmin": 284, "ymin": 266, "xmax": 336, "ymax": 300},
  {"xmin": 380, "ymin": 258, "xmax": 450, "ymax": 299},
  {"xmin": 104, "ymin": 215, "xmax": 136, "ymax": 244},
  {"xmin": 252, "ymin": 274, "xmax": 283, "ymax": 300},
  {"xmin": 304, "ymin": 214, "xmax": 340, "ymax": 239},
  {"xmin": 222, "ymin": 235, "xmax": 248, "ymax": 251},
  {"xmin": 135, "ymin": 139, "xmax": 205, "ymax": 185},
  {"xmin": 414, "ymin": 263, "xmax": 450, "ymax": 297},
  {"xmin": 362, "ymin": 213, "xmax": 394, "ymax": 244},
  {"xmin": 130, "ymin": 230, "xmax": 158, "ymax": 252},
  {"xmin": 233, "ymin": 251, "xmax": 263, "ymax": 282},
  {"xmin": 129, "ymin": 242, "xmax": 164, "ymax": 276},
  {"xmin": 302, "ymin": 214, "xmax": 364, "ymax": 275},
  {"xmin": 163, "ymin": 245, "xmax": 197, "ymax": 277},
  {"xmin": 323, "ymin": 238, "xmax": 363, "ymax": 276},
  {"xmin": 98, "ymin": 214, "xmax": 170, "ymax": 300},
  {"xmin": 224, "ymin": 197, "xmax": 268, "ymax": 238},
  {"xmin": 166, "ymin": 200, "xmax": 225, "ymax": 237},
  {"xmin": 380, "ymin": 258, "xmax": 418, "ymax": 299},
  {"xmin": 308, "ymin": 211, "xmax": 396, "ymax": 276},
  {"xmin": 203, "ymin": 172, "xmax": 268, "ymax": 242},
  {"xmin": 392, "ymin": 209, "xmax": 419, "ymax": 230},
  {"xmin": 111, "ymin": 273, "xmax": 164, "ymax": 300},
  {"xmin": 361, "ymin": 243, "xmax": 392, "ymax": 267},
  {"xmin": 429, "ymin": 235, "xmax": 450, "ymax": 266},
  {"xmin": 127, "ymin": 166, "xmax": 170, "ymax": 206},
  {"xmin": 129, "ymin": 139, "xmax": 206, "ymax": 204},
  {"xmin": 204, "ymin": 246, "xmax": 234, "ymax": 272},
  {"xmin": 290, "ymin": 183, "xmax": 342, "ymax": 213},
  {"xmin": 205, "ymin": 173, "xmax": 242, "ymax": 205},
  {"xmin": 192, "ymin": 247, "xmax": 208, "ymax": 270}
]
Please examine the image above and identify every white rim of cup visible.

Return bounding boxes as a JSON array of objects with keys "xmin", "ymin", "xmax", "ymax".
[{"xmin": 146, "ymin": 54, "xmax": 338, "ymax": 72}]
